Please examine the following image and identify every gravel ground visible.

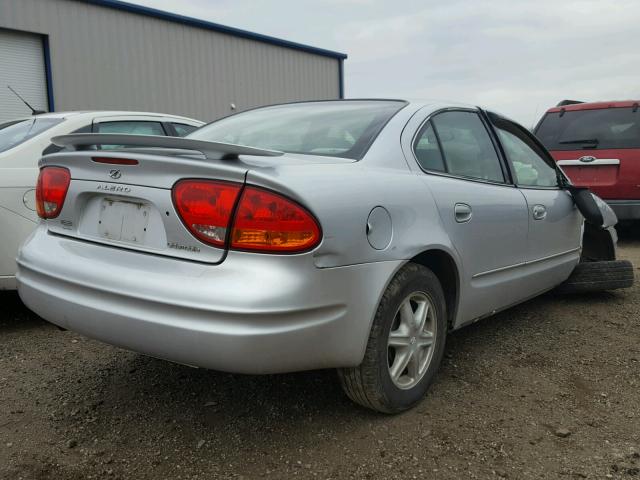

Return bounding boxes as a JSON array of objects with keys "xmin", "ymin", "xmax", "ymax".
[{"xmin": 1, "ymin": 232, "xmax": 639, "ymax": 480}]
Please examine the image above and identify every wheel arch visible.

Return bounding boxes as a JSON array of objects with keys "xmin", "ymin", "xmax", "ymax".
[{"xmin": 407, "ymin": 248, "xmax": 460, "ymax": 330}]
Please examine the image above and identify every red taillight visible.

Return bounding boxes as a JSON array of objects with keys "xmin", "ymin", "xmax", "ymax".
[
  {"xmin": 172, "ymin": 181, "xmax": 322, "ymax": 253},
  {"xmin": 36, "ymin": 167, "xmax": 71, "ymax": 219},
  {"xmin": 172, "ymin": 180, "xmax": 242, "ymax": 248},
  {"xmin": 231, "ymin": 186, "xmax": 321, "ymax": 253}
]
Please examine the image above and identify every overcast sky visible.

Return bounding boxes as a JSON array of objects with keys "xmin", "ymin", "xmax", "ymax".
[{"xmin": 133, "ymin": 0, "xmax": 640, "ymax": 127}]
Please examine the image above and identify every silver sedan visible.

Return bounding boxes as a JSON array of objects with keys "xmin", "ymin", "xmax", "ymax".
[{"xmin": 16, "ymin": 100, "xmax": 633, "ymax": 413}]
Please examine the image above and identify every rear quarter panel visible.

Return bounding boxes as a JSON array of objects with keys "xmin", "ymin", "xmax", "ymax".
[
  {"xmin": 244, "ymin": 155, "xmax": 465, "ymax": 335},
  {"xmin": 244, "ymin": 102, "xmax": 458, "ymax": 269},
  {"xmin": 247, "ymin": 162, "xmax": 458, "ymax": 269}
]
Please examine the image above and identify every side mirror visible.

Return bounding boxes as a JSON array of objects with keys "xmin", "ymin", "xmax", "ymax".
[{"xmin": 567, "ymin": 186, "xmax": 616, "ymax": 228}]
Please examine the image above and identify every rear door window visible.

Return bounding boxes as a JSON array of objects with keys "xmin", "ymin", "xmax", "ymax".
[
  {"xmin": 490, "ymin": 114, "xmax": 559, "ymax": 187},
  {"xmin": 535, "ymin": 107, "xmax": 640, "ymax": 150},
  {"xmin": 430, "ymin": 111, "xmax": 505, "ymax": 183}
]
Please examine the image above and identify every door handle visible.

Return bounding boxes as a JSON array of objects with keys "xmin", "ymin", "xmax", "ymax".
[
  {"xmin": 454, "ymin": 203, "xmax": 472, "ymax": 223},
  {"xmin": 532, "ymin": 204, "xmax": 547, "ymax": 220}
]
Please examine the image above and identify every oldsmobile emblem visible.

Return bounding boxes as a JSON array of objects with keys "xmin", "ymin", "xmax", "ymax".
[
  {"xmin": 578, "ymin": 156, "xmax": 596, "ymax": 163},
  {"xmin": 109, "ymin": 169, "xmax": 122, "ymax": 179}
]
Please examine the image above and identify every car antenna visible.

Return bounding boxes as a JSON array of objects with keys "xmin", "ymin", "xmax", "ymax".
[{"xmin": 7, "ymin": 85, "xmax": 47, "ymax": 115}]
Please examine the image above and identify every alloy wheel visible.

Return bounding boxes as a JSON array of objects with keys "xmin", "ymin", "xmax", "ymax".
[{"xmin": 387, "ymin": 292, "xmax": 437, "ymax": 390}]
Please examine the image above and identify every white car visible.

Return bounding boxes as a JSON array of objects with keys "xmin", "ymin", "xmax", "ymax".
[{"xmin": 0, "ymin": 111, "xmax": 204, "ymax": 290}]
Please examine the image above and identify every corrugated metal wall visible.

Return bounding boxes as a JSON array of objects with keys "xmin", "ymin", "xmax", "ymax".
[
  {"xmin": 0, "ymin": 28, "xmax": 48, "ymax": 120},
  {"xmin": 0, "ymin": 0, "xmax": 341, "ymax": 122}
]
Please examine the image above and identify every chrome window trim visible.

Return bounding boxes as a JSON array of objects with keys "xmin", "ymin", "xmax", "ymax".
[
  {"xmin": 485, "ymin": 111, "xmax": 567, "ymax": 191},
  {"xmin": 410, "ymin": 107, "xmax": 513, "ymax": 187}
]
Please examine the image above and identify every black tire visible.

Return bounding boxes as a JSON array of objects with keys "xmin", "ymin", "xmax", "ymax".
[
  {"xmin": 337, "ymin": 263, "xmax": 447, "ymax": 414},
  {"xmin": 555, "ymin": 260, "xmax": 634, "ymax": 294}
]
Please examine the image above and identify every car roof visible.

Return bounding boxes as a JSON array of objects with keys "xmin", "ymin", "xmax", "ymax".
[
  {"xmin": 404, "ymin": 98, "xmax": 478, "ymax": 109},
  {"xmin": 215, "ymin": 99, "xmax": 483, "ymax": 120},
  {"xmin": 14, "ymin": 101, "xmax": 486, "ymax": 128},
  {"xmin": 251, "ymin": 98, "xmax": 478, "ymax": 109},
  {"xmin": 7, "ymin": 111, "xmax": 204, "ymax": 123},
  {"xmin": 546, "ymin": 100, "xmax": 640, "ymax": 113}
]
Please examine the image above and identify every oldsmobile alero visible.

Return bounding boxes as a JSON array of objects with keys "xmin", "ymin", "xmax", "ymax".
[{"xmin": 16, "ymin": 100, "xmax": 633, "ymax": 413}]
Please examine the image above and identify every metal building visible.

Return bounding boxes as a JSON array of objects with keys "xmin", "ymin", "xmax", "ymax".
[{"xmin": 0, "ymin": 0, "xmax": 347, "ymax": 123}]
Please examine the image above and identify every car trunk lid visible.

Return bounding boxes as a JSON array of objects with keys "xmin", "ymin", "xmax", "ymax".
[
  {"xmin": 39, "ymin": 134, "xmax": 353, "ymax": 263},
  {"xmin": 41, "ymin": 150, "xmax": 251, "ymax": 264}
]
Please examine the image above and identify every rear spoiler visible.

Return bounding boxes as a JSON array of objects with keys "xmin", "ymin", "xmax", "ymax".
[{"xmin": 50, "ymin": 133, "xmax": 284, "ymax": 161}]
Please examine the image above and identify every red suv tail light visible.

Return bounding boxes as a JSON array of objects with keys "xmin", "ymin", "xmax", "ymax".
[
  {"xmin": 172, "ymin": 180, "xmax": 321, "ymax": 253},
  {"xmin": 36, "ymin": 167, "xmax": 71, "ymax": 219},
  {"xmin": 231, "ymin": 186, "xmax": 321, "ymax": 253},
  {"xmin": 172, "ymin": 180, "xmax": 242, "ymax": 248}
]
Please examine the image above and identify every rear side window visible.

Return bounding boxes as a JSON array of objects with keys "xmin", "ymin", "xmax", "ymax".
[
  {"xmin": 429, "ymin": 111, "xmax": 504, "ymax": 183},
  {"xmin": 0, "ymin": 118, "xmax": 64, "ymax": 153},
  {"xmin": 172, "ymin": 123, "xmax": 198, "ymax": 137},
  {"xmin": 95, "ymin": 121, "xmax": 165, "ymax": 136},
  {"xmin": 413, "ymin": 121, "xmax": 445, "ymax": 172},
  {"xmin": 536, "ymin": 107, "xmax": 640, "ymax": 150}
]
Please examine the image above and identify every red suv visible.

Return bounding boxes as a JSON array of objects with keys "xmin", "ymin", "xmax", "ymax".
[{"xmin": 535, "ymin": 100, "xmax": 640, "ymax": 221}]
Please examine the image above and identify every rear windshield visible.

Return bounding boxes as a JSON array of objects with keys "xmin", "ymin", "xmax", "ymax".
[
  {"xmin": 188, "ymin": 101, "xmax": 406, "ymax": 160},
  {"xmin": 535, "ymin": 107, "xmax": 640, "ymax": 150},
  {"xmin": 0, "ymin": 117, "xmax": 64, "ymax": 153}
]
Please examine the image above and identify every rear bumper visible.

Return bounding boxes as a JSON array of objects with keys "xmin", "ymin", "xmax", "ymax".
[
  {"xmin": 606, "ymin": 200, "xmax": 640, "ymax": 221},
  {"xmin": 17, "ymin": 226, "xmax": 400, "ymax": 374}
]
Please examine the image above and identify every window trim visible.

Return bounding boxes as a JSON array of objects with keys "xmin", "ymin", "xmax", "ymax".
[
  {"xmin": 163, "ymin": 122, "xmax": 178, "ymax": 136},
  {"xmin": 486, "ymin": 111, "xmax": 564, "ymax": 190},
  {"xmin": 410, "ymin": 107, "xmax": 515, "ymax": 187},
  {"xmin": 412, "ymin": 119, "xmax": 448, "ymax": 172}
]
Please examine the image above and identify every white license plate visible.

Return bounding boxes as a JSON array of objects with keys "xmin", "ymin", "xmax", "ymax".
[{"xmin": 98, "ymin": 198, "xmax": 150, "ymax": 243}]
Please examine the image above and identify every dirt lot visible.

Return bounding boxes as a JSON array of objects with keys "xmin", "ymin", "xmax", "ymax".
[{"xmin": 1, "ymin": 233, "xmax": 639, "ymax": 480}]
